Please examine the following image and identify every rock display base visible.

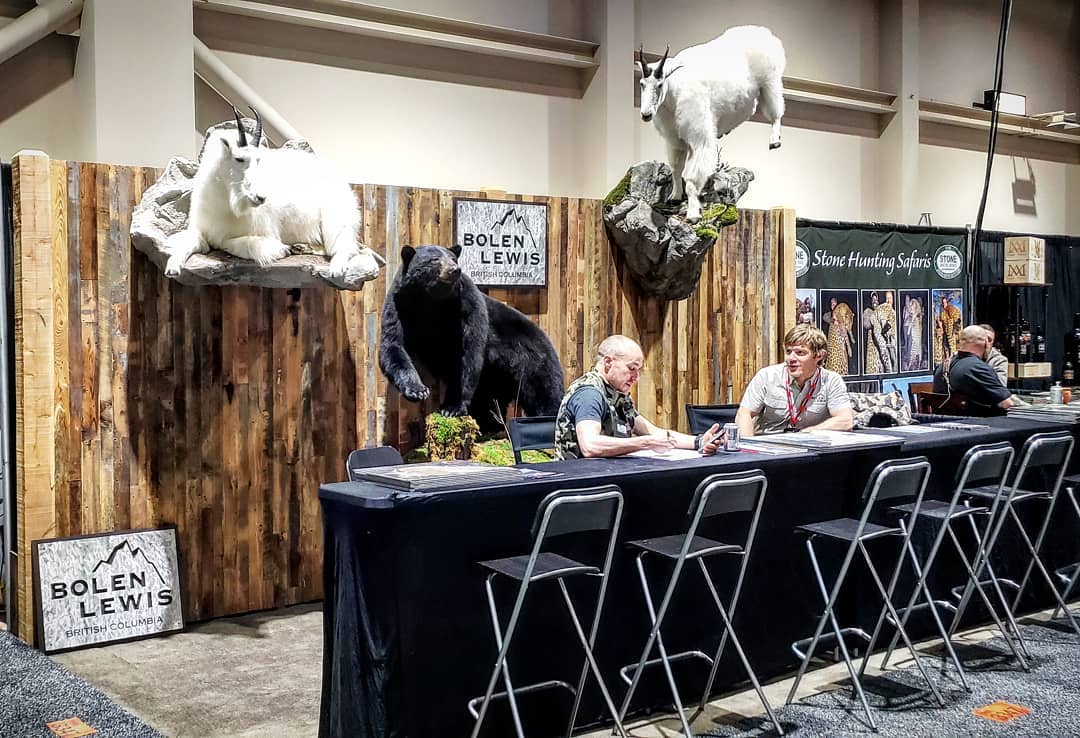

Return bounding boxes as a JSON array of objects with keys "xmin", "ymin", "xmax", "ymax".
[
  {"xmin": 603, "ymin": 161, "xmax": 753, "ymax": 301},
  {"xmin": 130, "ymin": 120, "xmax": 381, "ymax": 291}
]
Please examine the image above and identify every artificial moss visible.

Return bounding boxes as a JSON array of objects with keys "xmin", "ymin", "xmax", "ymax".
[
  {"xmin": 424, "ymin": 413, "xmax": 479, "ymax": 461},
  {"xmin": 603, "ymin": 171, "xmax": 632, "ymax": 208},
  {"xmin": 694, "ymin": 204, "xmax": 739, "ymax": 239},
  {"xmin": 473, "ymin": 438, "xmax": 555, "ymax": 466},
  {"xmin": 405, "ymin": 437, "xmax": 554, "ymax": 466}
]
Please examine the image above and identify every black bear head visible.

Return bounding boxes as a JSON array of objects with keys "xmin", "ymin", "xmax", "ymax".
[{"xmin": 398, "ymin": 245, "xmax": 465, "ymax": 298}]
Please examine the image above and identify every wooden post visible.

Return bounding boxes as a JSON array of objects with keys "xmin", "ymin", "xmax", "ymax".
[
  {"xmin": 12, "ymin": 151, "xmax": 57, "ymax": 644},
  {"xmin": 772, "ymin": 206, "xmax": 798, "ymax": 363}
]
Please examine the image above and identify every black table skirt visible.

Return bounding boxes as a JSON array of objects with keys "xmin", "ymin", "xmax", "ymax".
[{"xmin": 319, "ymin": 417, "xmax": 1079, "ymax": 738}]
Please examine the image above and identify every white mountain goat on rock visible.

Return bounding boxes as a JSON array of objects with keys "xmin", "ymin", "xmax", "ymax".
[
  {"xmin": 165, "ymin": 108, "xmax": 383, "ymax": 280},
  {"xmin": 639, "ymin": 26, "xmax": 786, "ymax": 222}
]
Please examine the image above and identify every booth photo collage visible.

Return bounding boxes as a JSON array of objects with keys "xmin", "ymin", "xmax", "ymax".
[{"xmin": 795, "ymin": 287, "xmax": 963, "ymax": 394}]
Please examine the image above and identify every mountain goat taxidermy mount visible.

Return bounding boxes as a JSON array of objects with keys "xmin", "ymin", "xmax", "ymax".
[
  {"xmin": 165, "ymin": 107, "xmax": 384, "ymax": 281},
  {"xmin": 638, "ymin": 26, "xmax": 786, "ymax": 221}
]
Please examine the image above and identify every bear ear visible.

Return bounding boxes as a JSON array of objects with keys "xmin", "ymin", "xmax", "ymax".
[
  {"xmin": 450, "ymin": 245, "xmax": 462, "ymax": 259},
  {"xmin": 400, "ymin": 246, "xmax": 416, "ymax": 269}
]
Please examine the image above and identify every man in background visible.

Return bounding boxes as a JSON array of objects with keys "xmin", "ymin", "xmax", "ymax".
[
  {"xmin": 933, "ymin": 325, "xmax": 1014, "ymax": 416},
  {"xmin": 980, "ymin": 323, "xmax": 1008, "ymax": 386}
]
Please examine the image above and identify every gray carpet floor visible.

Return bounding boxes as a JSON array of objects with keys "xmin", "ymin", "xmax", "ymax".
[
  {"xmin": 0, "ymin": 630, "xmax": 164, "ymax": 738},
  {"xmin": 698, "ymin": 622, "xmax": 1080, "ymax": 737}
]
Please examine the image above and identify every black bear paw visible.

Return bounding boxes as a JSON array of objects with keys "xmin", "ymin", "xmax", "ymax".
[
  {"xmin": 439, "ymin": 403, "xmax": 469, "ymax": 417},
  {"xmin": 401, "ymin": 382, "xmax": 430, "ymax": 402}
]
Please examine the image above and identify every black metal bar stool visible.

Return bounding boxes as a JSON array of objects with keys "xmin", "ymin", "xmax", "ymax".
[
  {"xmin": 616, "ymin": 470, "xmax": 782, "ymax": 737},
  {"xmin": 786, "ymin": 457, "xmax": 945, "ymax": 732},
  {"xmin": 467, "ymin": 485, "xmax": 628, "ymax": 738},
  {"xmin": 952, "ymin": 431, "xmax": 1078, "ymax": 638},
  {"xmin": 881, "ymin": 441, "xmax": 1024, "ymax": 679},
  {"xmin": 1052, "ymin": 473, "xmax": 1080, "ymax": 617}
]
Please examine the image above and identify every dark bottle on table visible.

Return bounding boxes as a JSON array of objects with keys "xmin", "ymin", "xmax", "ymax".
[
  {"xmin": 1034, "ymin": 325, "xmax": 1046, "ymax": 363},
  {"xmin": 1004, "ymin": 323, "xmax": 1017, "ymax": 362},
  {"xmin": 1019, "ymin": 319, "xmax": 1032, "ymax": 363}
]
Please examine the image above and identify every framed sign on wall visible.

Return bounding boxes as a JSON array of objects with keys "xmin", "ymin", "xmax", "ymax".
[
  {"xmin": 33, "ymin": 527, "xmax": 184, "ymax": 653},
  {"xmin": 453, "ymin": 197, "xmax": 548, "ymax": 287}
]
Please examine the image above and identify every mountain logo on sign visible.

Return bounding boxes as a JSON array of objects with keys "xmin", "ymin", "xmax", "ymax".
[
  {"xmin": 93, "ymin": 539, "xmax": 168, "ymax": 585},
  {"xmin": 489, "ymin": 208, "xmax": 540, "ymax": 250}
]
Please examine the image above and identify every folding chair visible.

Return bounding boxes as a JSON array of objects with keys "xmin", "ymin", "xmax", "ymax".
[
  {"xmin": 617, "ymin": 470, "xmax": 783, "ymax": 737},
  {"xmin": 786, "ymin": 457, "xmax": 945, "ymax": 732},
  {"xmin": 1052, "ymin": 474, "xmax": 1080, "ymax": 618},
  {"xmin": 507, "ymin": 416, "xmax": 556, "ymax": 464},
  {"xmin": 345, "ymin": 446, "xmax": 404, "ymax": 480},
  {"xmin": 468, "ymin": 485, "xmax": 628, "ymax": 738},
  {"xmin": 881, "ymin": 442, "xmax": 1027, "ymax": 678},
  {"xmin": 952, "ymin": 431, "xmax": 1079, "ymax": 637},
  {"xmin": 684, "ymin": 404, "xmax": 739, "ymax": 434}
]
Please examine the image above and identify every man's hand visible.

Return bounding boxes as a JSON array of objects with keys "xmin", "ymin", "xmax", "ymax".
[{"xmin": 699, "ymin": 422, "xmax": 723, "ymax": 455}]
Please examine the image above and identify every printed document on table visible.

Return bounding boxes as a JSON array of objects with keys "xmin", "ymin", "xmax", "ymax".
[{"xmin": 751, "ymin": 429, "xmax": 901, "ymax": 449}]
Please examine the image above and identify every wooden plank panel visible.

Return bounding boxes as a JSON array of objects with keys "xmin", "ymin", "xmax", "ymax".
[
  {"xmin": 12, "ymin": 152, "xmax": 57, "ymax": 643},
  {"xmin": 65, "ymin": 163, "xmax": 83, "ymax": 535},
  {"xmin": 51, "ymin": 161, "xmax": 70, "ymax": 539}
]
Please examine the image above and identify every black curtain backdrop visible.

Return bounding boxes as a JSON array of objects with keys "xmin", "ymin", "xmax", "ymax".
[
  {"xmin": 976, "ymin": 232, "xmax": 1080, "ymax": 380},
  {"xmin": 798, "ymin": 218, "xmax": 1080, "ymax": 381}
]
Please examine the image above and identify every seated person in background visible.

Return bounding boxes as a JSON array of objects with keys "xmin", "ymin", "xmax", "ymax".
[
  {"xmin": 980, "ymin": 323, "xmax": 1008, "ymax": 386},
  {"xmin": 736, "ymin": 325, "xmax": 854, "ymax": 436},
  {"xmin": 933, "ymin": 325, "xmax": 1014, "ymax": 416},
  {"xmin": 555, "ymin": 334, "xmax": 722, "ymax": 459}
]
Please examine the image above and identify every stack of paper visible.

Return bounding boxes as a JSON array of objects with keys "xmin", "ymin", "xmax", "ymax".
[{"xmin": 1008, "ymin": 404, "xmax": 1080, "ymax": 423}]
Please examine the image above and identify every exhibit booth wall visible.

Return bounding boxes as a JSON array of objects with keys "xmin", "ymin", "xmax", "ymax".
[{"xmin": 8, "ymin": 151, "xmax": 795, "ymax": 642}]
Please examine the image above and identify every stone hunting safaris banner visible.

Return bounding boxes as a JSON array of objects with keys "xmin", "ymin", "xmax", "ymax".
[{"xmin": 794, "ymin": 227, "xmax": 968, "ymax": 390}]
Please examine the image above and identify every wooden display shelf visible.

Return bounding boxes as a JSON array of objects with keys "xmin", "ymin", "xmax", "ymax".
[
  {"xmin": 194, "ymin": 0, "xmax": 595, "ymax": 96},
  {"xmin": 920, "ymin": 99, "xmax": 1080, "ymax": 144},
  {"xmin": 920, "ymin": 99, "xmax": 1080, "ymax": 164},
  {"xmin": 194, "ymin": 0, "xmax": 600, "ymax": 72}
]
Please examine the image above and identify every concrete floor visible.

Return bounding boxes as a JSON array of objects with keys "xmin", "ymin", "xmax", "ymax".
[
  {"xmin": 55, "ymin": 603, "xmax": 323, "ymax": 738},
  {"xmin": 49, "ymin": 603, "xmax": 1053, "ymax": 738}
]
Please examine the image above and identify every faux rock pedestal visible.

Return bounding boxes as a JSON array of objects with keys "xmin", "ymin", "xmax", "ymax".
[
  {"xmin": 603, "ymin": 161, "xmax": 753, "ymax": 301},
  {"xmin": 130, "ymin": 119, "xmax": 382, "ymax": 290}
]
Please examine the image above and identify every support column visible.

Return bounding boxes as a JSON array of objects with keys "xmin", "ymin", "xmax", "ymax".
[
  {"xmin": 878, "ymin": 0, "xmax": 920, "ymax": 224},
  {"xmin": 75, "ymin": 0, "xmax": 194, "ymax": 165},
  {"xmin": 1068, "ymin": 165, "xmax": 1080, "ymax": 235},
  {"xmin": 581, "ymin": 0, "xmax": 636, "ymax": 199}
]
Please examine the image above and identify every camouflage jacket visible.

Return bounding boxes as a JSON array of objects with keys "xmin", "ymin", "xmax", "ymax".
[{"xmin": 555, "ymin": 370, "xmax": 638, "ymax": 460}]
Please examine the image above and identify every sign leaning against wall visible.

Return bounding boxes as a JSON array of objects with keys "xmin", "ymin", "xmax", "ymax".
[
  {"xmin": 795, "ymin": 226, "xmax": 968, "ymax": 390},
  {"xmin": 454, "ymin": 197, "xmax": 548, "ymax": 287},
  {"xmin": 33, "ymin": 527, "xmax": 184, "ymax": 653}
]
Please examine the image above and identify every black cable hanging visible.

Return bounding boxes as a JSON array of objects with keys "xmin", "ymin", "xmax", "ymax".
[
  {"xmin": 972, "ymin": 0, "xmax": 1013, "ymax": 255},
  {"xmin": 968, "ymin": 0, "xmax": 1012, "ymax": 326}
]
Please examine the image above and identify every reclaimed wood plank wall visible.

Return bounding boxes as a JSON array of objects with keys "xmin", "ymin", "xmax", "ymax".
[{"xmin": 11, "ymin": 151, "xmax": 792, "ymax": 641}]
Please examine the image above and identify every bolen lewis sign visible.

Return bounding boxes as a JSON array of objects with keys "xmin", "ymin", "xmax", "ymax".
[
  {"xmin": 34, "ymin": 527, "xmax": 184, "ymax": 653},
  {"xmin": 454, "ymin": 197, "xmax": 548, "ymax": 287}
]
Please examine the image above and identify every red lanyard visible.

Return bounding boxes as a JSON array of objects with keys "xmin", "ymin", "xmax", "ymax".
[{"xmin": 785, "ymin": 369, "xmax": 820, "ymax": 430}]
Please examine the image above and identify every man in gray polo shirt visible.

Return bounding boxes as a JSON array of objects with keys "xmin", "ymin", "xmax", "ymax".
[{"xmin": 736, "ymin": 324, "xmax": 854, "ymax": 436}]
